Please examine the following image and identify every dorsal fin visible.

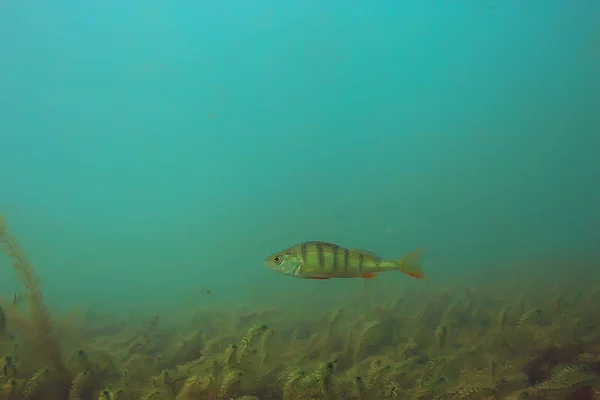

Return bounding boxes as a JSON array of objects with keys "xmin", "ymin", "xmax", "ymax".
[
  {"xmin": 351, "ymin": 249, "xmax": 382, "ymax": 260},
  {"xmin": 305, "ymin": 241, "xmax": 338, "ymax": 247}
]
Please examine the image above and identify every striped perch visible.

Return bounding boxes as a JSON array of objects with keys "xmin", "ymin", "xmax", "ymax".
[{"xmin": 264, "ymin": 241, "xmax": 425, "ymax": 280}]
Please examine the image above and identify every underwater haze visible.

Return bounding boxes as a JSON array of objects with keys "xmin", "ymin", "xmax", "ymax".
[
  {"xmin": 1, "ymin": 0, "xmax": 599, "ymax": 313},
  {"xmin": 3, "ymin": 2, "xmax": 600, "ymax": 399}
]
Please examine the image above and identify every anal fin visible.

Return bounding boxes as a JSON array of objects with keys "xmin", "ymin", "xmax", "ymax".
[{"xmin": 360, "ymin": 273, "xmax": 377, "ymax": 279}]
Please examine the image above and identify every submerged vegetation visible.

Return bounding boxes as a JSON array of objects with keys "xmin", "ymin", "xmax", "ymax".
[{"xmin": 0, "ymin": 214, "xmax": 599, "ymax": 399}]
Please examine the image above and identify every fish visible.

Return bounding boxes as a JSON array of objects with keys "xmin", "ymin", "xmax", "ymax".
[
  {"xmin": 0, "ymin": 303, "xmax": 6, "ymax": 339},
  {"xmin": 264, "ymin": 241, "xmax": 425, "ymax": 280},
  {"xmin": 12, "ymin": 293, "xmax": 23, "ymax": 307}
]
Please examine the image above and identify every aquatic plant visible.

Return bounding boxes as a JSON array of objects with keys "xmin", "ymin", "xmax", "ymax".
[
  {"xmin": 0, "ymin": 213, "xmax": 599, "ymax": 399},
  {"xmin": 0, "ymin": 215, "xmax": 71, "ymax": 397}
]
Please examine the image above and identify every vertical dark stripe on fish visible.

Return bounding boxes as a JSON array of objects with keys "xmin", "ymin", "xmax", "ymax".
[
  {"xmin": 358, "ymin": 253, "xmax": 364, "ymax": 274},
  {"xmin": 343, "ymin": 249, "xmax": 350, "ymax": 273},
  {"xmin": 301, "ymin": 243, "xmax": 307, "ymax": 261},
  {"xmin": 317, "ymin": 243, "xmax": 325, "ymax": 268},
  {"xmin": 331, "ymin": 244, "xmax": 338, "ymax": 272}
]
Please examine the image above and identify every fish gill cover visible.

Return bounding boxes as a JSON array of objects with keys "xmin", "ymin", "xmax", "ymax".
[{"xmin": 0, "ymin": 0, "xmax": 599, "ymax": 399}]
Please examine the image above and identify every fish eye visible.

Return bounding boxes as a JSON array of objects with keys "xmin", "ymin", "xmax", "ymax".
[{"xmin": 273, "ymin": 256, "xmax": 282, "ymax": 264}]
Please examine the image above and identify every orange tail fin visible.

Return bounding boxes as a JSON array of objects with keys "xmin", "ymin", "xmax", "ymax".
[{"xmin": 395, "ymin": 248, "xmax": 425, "ymax": 279}]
